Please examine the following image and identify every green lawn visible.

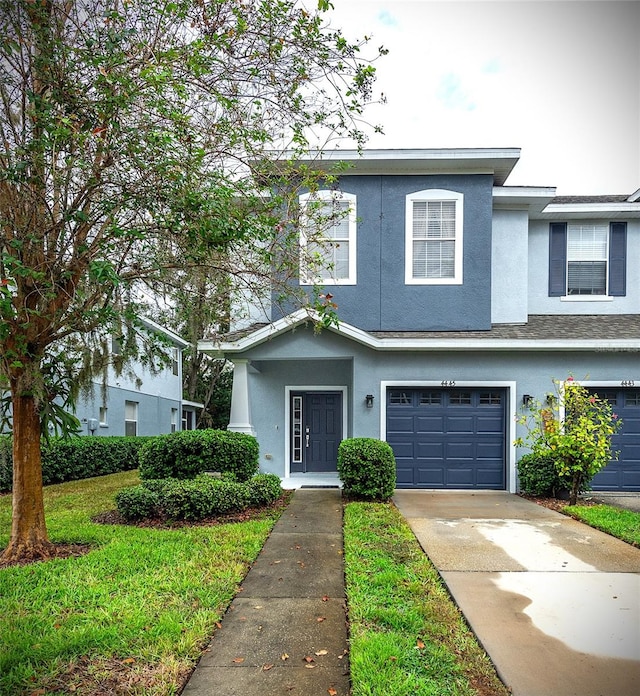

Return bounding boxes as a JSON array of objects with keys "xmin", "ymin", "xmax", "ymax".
[
  {"xmin": 0, "ymin": 472, "xmax": 281, "ymax": 695},
  {"xmin": 5, "ymin": 474, "xmax": 635, "ymax": 696},
  {"xmin": 565, "ymin": 503, "xmax": 640, "ymax": 547},
  {"xmin": 344, "ymin": 501, "xmax": 510, "ymax": 696}
]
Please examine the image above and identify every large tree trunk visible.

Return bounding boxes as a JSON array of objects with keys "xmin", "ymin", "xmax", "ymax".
[{"xmin": 1, "ymin": 375, "xmax": 54, "ymax": 564}]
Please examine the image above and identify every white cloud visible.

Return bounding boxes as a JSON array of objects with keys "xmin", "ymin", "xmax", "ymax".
[
  {"xmin": 436, "ymin": 73, "xmax": 477, "ymax": 111},
  {"xmin": 377, "ymin": 9, "xmax": 399, "ymax": 27},
  {"xmin": 327, "ymin": 1, "xmax": 640, "ymax": 194}
]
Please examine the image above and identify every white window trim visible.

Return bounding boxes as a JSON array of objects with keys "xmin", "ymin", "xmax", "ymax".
[
  {"xmin": 405, "ymin": 189, "xmax": 463, "ymax": 285},
  {"xmin": 299, "ymin": 190, "xmax": 357, "ymax": 286}
]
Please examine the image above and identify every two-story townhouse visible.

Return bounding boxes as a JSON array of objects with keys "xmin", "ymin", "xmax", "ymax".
[
  {"xmin": 198, "ymin": 149, "xmax": 640, "ymax": 492},
  {"xmin": 73, "ymin": 318, "xmax": 201, "ymax": 437}
]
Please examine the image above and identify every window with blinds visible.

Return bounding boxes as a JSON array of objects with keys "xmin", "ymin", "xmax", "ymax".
[
  {"xmin": 405, "ymin": 189, "xmax": 463, "ymax": 284},
  {"xmin": 412, "ymin": 200, "xmax": 456, "ymax": 279},
  {"xmin": 567, "ymin": 224, "xmax": 608, "ymax": 295},
  {"xmin": 299, "ymin": 191, "xmax": 356, "ymax": 285},
  {"xmin": 124, "ymin": 400, "xmax": 138, "ymax": 436}
]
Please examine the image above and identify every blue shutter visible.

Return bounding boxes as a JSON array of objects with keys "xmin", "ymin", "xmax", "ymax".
[
  {"xmin": 548, "ymin": 223, "xmax": 567, "ymax": 296},
  {"xmin": 608, "ymin": 222, "xmax": 627, "ymax": 296}
]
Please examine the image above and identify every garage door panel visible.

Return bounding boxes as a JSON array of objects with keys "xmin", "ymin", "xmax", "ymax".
[
  {"xmin": 415, "ymin": 441, "xmax": 445, "ymax": 458},
  {"xmin": 388, "ymin": 388, "xmax": 506, "ymax": 490},
  {"xmin": 477, "ymin": 468, "xmax": 505, "ymax": 486},
  {"xmin": 391, "ymin": 446, "xmax": 416, "ymax": 462},
  {"xmin": 445, "ymin": 416, "xmax": 474, "ymax": 434},
  {"xmin": 616, "ymin": 416, "xmax": 640, "ymax": 434},
  {"xmin": 622, "ymin": 470, "xmax": 640, "ymax": 487},
  {"xmin": 416, "ymin": 467, "xmax": 445, "ymax": 486},
  {"xmin": 476, "ymin": 415, "xmax": 505, "ymax": 434},
  {"xmin": 445, "ymin": 442, "xmax": 474, "ymax": 459},
  {"xmin": 415, "ymin": 416, "xmax": 445, "ymax": 433},
  {"xmin": 477, "ymin": 441, "xmax": 505, "ymax": 459},
  {"xmin": 387, "ymin": 415, "xmax": 415, "ymax": 433},
  {"xmin": 446, "ymin": 467, "xmax": 475, "ymax": 486},
  {"xmin": 395, "ymin": 466, "xmax": 415, "ymax": 486}
]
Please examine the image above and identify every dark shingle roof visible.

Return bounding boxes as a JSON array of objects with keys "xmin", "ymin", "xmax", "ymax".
[
  {"xmin": 217, "ymin": 314, "xmax": 640, "ymax": 344},
  {"xmin": 551, "ymin": 195, "xmax": 630, "ymax": 204},
  {"xmin": 370, "ymin": 315, "xmax": 640, "ymax": 341}
]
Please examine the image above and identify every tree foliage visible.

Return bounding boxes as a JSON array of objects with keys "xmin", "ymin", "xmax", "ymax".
[
  {"xmin": 0, "ymin": 0, "xmax": 384, "ymax": 561},
  {"xmin": 516, "ymin": 378, "xmax": 622, "ymax": 505}
]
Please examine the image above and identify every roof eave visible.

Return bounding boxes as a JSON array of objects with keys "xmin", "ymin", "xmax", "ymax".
[
  {"xmin": 261, "ymin": 148, "xmax": 522, "ymax": 186},
  {"xmin": 198, "ymin": 312, "xmax": 640, "ymax": 355}
]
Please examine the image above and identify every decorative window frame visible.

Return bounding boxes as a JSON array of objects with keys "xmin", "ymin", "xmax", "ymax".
[
  {"xmin": 299, "ymin": 190, "xmax": 357, "ymax": 286},
  {"xmin": 405, "ymin": 189, "xmax": 464, "ymax": 285}
]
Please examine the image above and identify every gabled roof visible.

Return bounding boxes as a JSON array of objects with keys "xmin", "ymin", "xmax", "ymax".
[
  {"xmin": 198, "ymin": 310, "xmax": 640, "ymax": 356},
  {"xmin": 140, "ymin": 317, "xmax": 189, "ymax": 348}
]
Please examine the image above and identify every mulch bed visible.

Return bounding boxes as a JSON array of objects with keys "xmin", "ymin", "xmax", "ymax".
[
  {"xmin": 0, "ymin": 543, "xmax": 92, "ymax": 569},
  {"xmin": 1, "ymin": 492, "xmax": 294, "ymax": 569},
  {"xmin": 518, "ymin": 493, "xmax": 602, "ymax": 513}
]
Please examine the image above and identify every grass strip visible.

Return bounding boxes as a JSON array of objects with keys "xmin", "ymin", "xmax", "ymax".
[
  {"xmin": 344, "ymin": 501, "xmax": 510, "ymax": 696},
  {"xmin": 0, "ymin": 471, "xmax": 283, "ymax": 696},
  {"xmin": 565, "ymin": 504, "xmax": 640, "ymax": 547}
]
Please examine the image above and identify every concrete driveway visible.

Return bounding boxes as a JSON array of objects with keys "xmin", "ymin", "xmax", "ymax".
[{"xmin": 393, "ymin": 491, "xmax": 640, "ymax": 696}]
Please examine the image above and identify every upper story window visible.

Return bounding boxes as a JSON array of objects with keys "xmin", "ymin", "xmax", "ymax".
[
  {"xmin": 299, "ymin": 190, "xmax": 357, "ymax": 285},
  {"xmin": 171, "ymin": 347, "xmax": 179, "ymax": 376},
  {"xmin": 549, "ymin": 222, "xmax": 627, "ymax": 298},
  {"xmin": 405, "ymin": 189, "xmax": 463, "ymax": 285},
  {"xmin": 567, "ymin": 224, "xmax": 608, "ymax": 295}
]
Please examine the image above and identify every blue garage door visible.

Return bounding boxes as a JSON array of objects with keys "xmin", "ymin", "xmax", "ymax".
[
  {"xmin": 387, "ymin": 388, "xmax": 506, "ymax": 489},
  {"xmin": 589, "ymin": 388, "xmax": 640, "ymax": 491}
]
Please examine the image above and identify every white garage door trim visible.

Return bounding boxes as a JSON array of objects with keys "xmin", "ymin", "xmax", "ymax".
[{"xmin": 380, "ymin": 380, "xmax": 517, "ymax": 492}]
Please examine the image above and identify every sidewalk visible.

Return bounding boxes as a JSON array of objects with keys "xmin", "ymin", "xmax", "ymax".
[
  {"xmin": 181, "ymin": 488, "xmax": 349, "ymax": 696},
  {"xmin": 393, "ymin": 490, "xmax": 640, "ymax": 696}
]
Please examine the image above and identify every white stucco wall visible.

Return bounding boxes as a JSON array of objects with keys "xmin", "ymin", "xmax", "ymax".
[{"xmin": 492, "ymin": 208, "xmax": 529, "ymax": 323}]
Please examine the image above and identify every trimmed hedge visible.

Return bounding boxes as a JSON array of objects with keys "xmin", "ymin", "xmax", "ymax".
[
  {"xmin": 115, "ymin": 472, "xmax": 283, "ymax": 522},
  {"xmin": 246, "ymin": 473, "xmax": 283, "ymax": 507},
  {"xmin": 517, "ymin": 452, "xmax": 563, "ymax": 496},
  {"xmin": 337, "ymin": 437, "xmax": 396, "ymax": 501},
  {"xmin": 138, "ymin": 429, "xmax": 259, "ymax": 482},
  {"xmin": 0, "ymin": 435, "xmax": 148, "ymax": 492}
]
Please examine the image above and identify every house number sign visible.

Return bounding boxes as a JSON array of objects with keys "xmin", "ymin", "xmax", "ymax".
[
  {"xmin": 621, "ymin": 380, "xmax": 635, "ymax": 387},
  {"xmin": 441, "ymin": 380, "xmax": 456, "ymax": 387}
]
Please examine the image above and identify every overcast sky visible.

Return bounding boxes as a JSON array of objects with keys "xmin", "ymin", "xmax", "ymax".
[{"xmin": 327, "ymin": 0, "xmax": 640, "ymax": 195}]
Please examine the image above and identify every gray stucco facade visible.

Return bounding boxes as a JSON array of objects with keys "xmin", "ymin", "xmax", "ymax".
[{"xmin": 200, "ymin": 149, "xmax": 640, "ymax": 491}]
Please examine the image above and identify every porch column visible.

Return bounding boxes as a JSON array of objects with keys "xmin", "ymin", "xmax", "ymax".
[{"xmin": 227, "ymin": 359, "xmax": 256, "ymax": 436}]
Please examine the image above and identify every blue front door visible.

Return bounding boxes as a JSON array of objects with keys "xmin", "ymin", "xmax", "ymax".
[{"xmin": 291, "ymin": 392, "xmax": 342, "ymax": 473}]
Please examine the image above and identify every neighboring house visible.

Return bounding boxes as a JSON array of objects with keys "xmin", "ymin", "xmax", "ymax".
[
  {"xmin": 198, "ymin": 149, "xmax": 640, "ymax": 492},
  {"xmin": 74, "ymin": 318, "xmax": 202, "ymax": 437}
]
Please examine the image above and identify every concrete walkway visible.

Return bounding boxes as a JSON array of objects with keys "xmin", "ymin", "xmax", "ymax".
[
  {"xmin": 393, "ymin": 490, "xmax": 640, "ymax": 696},
  {"xmin": 181, "ymin": 488, "xmax": 349, "ymax": 696}
]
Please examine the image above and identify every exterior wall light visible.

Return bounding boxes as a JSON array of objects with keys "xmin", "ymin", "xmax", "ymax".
[
  {"xmin": 522, "ymin": 394, "xmax": 533, "ymax": 407},
  {"xmin": 365, "ymin": 394, "xmax": 375, "ymax": 408}
]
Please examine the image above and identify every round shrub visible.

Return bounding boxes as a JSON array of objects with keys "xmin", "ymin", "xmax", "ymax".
[
  {"xmin": 138, "ymin": 430, "xmax": 259, "ymax": 482},
  {"xmin": 246, "ymin": 473, "xmax": 283, "ymax": 507},
  {"xmin": 115, "ymin": 485, "xmax": 160, "ymax": 521},
  {"xmin": 517, "ymin": 452, "xmax": 563, "ymax": 496},
  {"xmin": 337, "ymin": 438, "xmax": 396, "ymax": 501}
]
